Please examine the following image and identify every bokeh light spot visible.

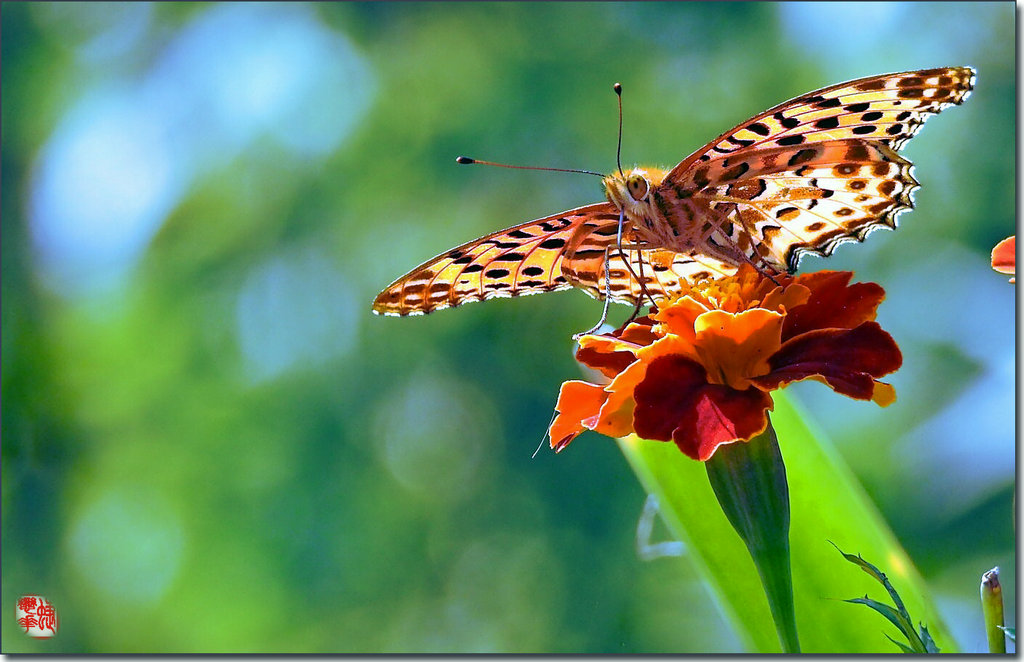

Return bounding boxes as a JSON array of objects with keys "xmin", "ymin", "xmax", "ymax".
[
  {"xmin": 235, "ymin": 247, "xmax": 359, "ymax": 383},
  {"xmin": 67, "ymin": 487, "xmax": 185, "ymax": 606},
  {"xmin": 373, "ymin": 373, "xmax": 497, "ymax": 504},
  {"xmin": 30, "ymin": 90, "xmax": 185, "ymax": 297},
  {"xmin": 29, "ymin": 2, "xmax": 375, "ymax": 300}
]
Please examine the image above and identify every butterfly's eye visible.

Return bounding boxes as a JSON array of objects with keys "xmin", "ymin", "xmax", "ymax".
[{"xmin": 626, "ymin": 174, "xmax": 649, "ymax": 201}]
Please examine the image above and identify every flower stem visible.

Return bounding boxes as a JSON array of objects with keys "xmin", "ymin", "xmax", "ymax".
[
  {"xmin": 705, "ymin": 415, "xmax": 800, "ymax": 653},
  {"xmin": 981, "ymin": 567, "xmax": 1006, "ymax": 653}
]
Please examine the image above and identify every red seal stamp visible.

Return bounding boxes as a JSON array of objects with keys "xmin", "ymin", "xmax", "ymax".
[{"xmin": 16, "ymin": 595, "xmax": 58, "ymax": 639}]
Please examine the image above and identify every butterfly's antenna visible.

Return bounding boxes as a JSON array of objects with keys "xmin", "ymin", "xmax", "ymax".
[
  {"xmin": 456, "ymin": 156, "xmax": 604, "ymax": 178},
  {"xmin": 614, "ymin": 82, "xmax": 624, "ymax": 178}
]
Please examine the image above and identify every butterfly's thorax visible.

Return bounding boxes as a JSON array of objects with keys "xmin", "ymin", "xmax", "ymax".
[{"xmin": 603, "ymin": 167, "xmax": 707, "ymax": 253}]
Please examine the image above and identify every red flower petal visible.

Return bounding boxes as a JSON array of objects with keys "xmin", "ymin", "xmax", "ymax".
[
  {"xmin": 574, "ymin": 320, "xmax": 658, "ymax": 378},
  {"xmin": 783, "ymin": 271, "xmax": 886, "ymax": 340},
  {"xmin": 632, "ymin": 354, "xmax": 774, "ymax": 461},
  {"xmin": 575, "ymin": 341, "xmax": 637, "ymax": 379},
  {"xmin": 755, "ymin": 322, "xmax": 902, "ymax": 401}
]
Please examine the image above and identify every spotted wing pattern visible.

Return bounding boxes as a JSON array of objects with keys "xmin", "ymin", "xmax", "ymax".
[
  {"xmin": 668, "ymin": 66, "xmax": 975, "ymax": 180},
  {"xmin": 657, "ymin": 67, "xmax": 973, "ymax": 274},
  {"xmin": 564, "ymin": 232, "xmax": 737, "ymax": 305},
  {"xmin": 666, "ymin": 139, "xmax": 917, "ymax": 272},
  {"xmin": 373, "ymin": 203, "xmax": 623, "ymax": 315}
]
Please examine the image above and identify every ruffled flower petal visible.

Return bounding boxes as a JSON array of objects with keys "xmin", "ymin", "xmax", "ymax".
[
  {"xmin": 782, "ymin": 271, "xmax": 885, "ymax": 340},
  {"xmin": 575, "ymin": 320, "xmax": 659, "ymax": 378},
  {"xmin": 576, "ymin": 336, "xmax": 640, "ymax": 379},
  {"xmin": 592, "ymin": 359, "xmax": 647, "ymax": 438},
  {"xmin": 651, "ymin": 296, "xmax": 707, "ymax": 341},
  {"xmin": 754, "ymin": 322, "xmax": 902, "ymax": 402},
  {"xmin": 632, "ymin": 353, "xmax": 774, "ymax": 461},
  {"xmin": 550, "ymin": 380, "xmax": 608, "ymax": 451},
  {"xmin": 693, "ymin": 308, "xmax": 784, "ymax": 391},
  {"xmin": 760, "ymin": 283, "xmax": 811, "ymax": 314}
]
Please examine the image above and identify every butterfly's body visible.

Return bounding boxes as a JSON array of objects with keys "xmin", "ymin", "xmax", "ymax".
[{"xmin": 373, "ymin": 67, "xmax": 974, "ymax": 317}]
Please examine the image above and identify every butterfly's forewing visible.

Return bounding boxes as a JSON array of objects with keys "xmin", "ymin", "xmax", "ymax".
[
  {"xmin": 667, "ymin": 66, "xmax": 974, "ymax": 181},
  {"xmin": 372, "ymin": 203, "xmax": 621, "ymax": 316},
  {"xmin": 661, "ymin": 67, "xmax": 973, "ymax": 273}
]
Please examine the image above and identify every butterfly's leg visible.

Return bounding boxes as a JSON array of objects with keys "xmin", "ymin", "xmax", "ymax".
[
  {"xmin": 611, "ymin": 217, "xmax": 658, "ymax": 312},
  {"xmin": 626, "ymin": 255, "xmax": 647, "ymax": 323},
  {"xmin": 699, "ymin": 195, "xmax": 793, "ymax": 281},
  {"xmin": 572, "ymin": 215, "xmax": 620, "ymax": 339},
  {"xmin": 573, "ymin": 213, "xmax": 659, "ymax": 339},
  {"xmin": 699, "ymin": 203, "xmax": 782, "ymax": 284}
]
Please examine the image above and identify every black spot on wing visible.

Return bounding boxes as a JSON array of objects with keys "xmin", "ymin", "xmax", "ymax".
[
  {"xmin": 747, "ymin": 122, "xmax": 770, "ymax": 136},
  {"xmin": 491, "ymin": 252, "xmax": 526, "ymax": 262}
]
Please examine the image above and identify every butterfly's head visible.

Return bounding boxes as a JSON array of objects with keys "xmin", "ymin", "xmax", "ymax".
[{"xmin": 603, "ymin": 167, "xmax": 667, "ymax": 215}]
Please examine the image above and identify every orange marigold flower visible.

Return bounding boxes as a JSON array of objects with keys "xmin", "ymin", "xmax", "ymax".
[
  {"xmin": 991, "ymin": 236, "xmax": 1015, "ymax": 283},
  {"xmin": 550, "ymin": 265, "xmax": 902, "ymax": 461}
]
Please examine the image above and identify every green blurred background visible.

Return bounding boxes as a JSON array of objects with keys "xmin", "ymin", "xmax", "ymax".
[{"xmin": 2, "ymin": 1, "xmax": 1014, "ymax": 653}]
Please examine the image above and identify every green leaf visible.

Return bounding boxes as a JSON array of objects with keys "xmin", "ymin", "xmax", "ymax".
[
  {"xmin": 834, "ymin": 544, "xmax": 930, "ymax": 652},
  {"xmin": 997, "ymin": 626, "xmax": 1015, "ymax": 642},
  {"xmin": 616, "ymin": 391, "xmax": 956, "ymax": 653},
  {"xmin": 831, "ymin": 543, "xmax": 911, "ymax": 620},
  {"xmin": 884, "ymin": 633, "xmax": 918, "ymax": 654},
  {"xmin": 845, "ymin": 597, "xmax": 910, "ymax": 637},
  {"xmin": 920, "ymin": 625, "xmax": 940, "ymax": 654}
]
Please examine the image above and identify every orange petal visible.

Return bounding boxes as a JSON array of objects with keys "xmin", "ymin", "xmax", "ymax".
[
  {"xmin": 592, "ymin": 359, "xmax": 648, "ymax": 438},
  {"xmin": 692, "ymin": 308, "xmax": 784, "ymax": 391},
  {"xmin": 760, "ymin": 283, "xmax": 811, "ymax": 314},
  {"xmin": 549, "ymin": 380, "xmax": 607, "ymax": 451},
  {"xmin": 871, "ymin": 381, "xmax": 897, "ymax": 407},
  {"xmin": 619, "ymin": 320, "xmax": 661, "ymax": 346},
  {"xmin": 636, "ymin": 333, "xmax": 702, "ymax": 366},
  {"xmin": 651, "ymin": 296, "xmax": 708, "ymax": 341}
]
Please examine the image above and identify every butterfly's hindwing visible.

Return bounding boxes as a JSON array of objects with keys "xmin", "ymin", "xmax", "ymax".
[
  {"xmin": 677, "ymin": 140, "xmax": 917, "ymax": 272},
  {"xmin": 563, "ymin": 227, "xmax": 738, "ymax": 306}
]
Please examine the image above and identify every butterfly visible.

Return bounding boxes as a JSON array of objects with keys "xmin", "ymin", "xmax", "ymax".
[{"xmin": 373, "ymin": 67, "xmax": 975, "ymax": 317}]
